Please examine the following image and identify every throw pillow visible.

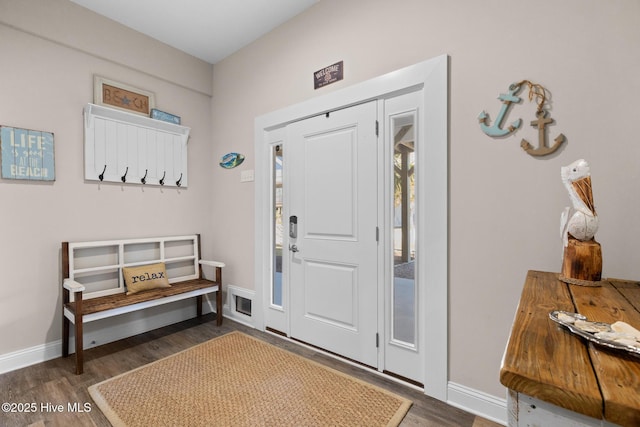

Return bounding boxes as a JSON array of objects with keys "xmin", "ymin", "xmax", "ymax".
[{"xmin": 123, "ymin": 262, "xmax": 171, "ymax": 295}]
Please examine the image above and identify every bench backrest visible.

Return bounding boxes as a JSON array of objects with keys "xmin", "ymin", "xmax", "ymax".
[{"xmin": 63, "ymin": 234, "xmax": 202, "ymax": 301}]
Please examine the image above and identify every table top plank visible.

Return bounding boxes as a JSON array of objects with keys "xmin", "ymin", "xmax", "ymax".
[
  {"xmin": 569, "ymin": 279, "xmax": 640, "ymax": 427},
  {"xmin": 610, "ymin": 278, "xmax": 640, "ymax": 312},
  {"xmin": 500, "ymin": 270, "xmax": 602, "ymax": 419}
]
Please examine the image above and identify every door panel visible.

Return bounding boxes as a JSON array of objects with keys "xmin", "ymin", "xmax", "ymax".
[
  {"xmin": 288, "ymin": 101, "xmax": 378, "ymax": 367},
  {"xmin": 304, "ymin": 129, "xmax": 355, "ymax": 238},
  {"xmin": 304, "ymin": 260, "xmax": 357, "ymax": 329}
]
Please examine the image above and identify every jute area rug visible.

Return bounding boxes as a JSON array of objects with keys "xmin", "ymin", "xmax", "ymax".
[{"xmin": 89, "ymin": 331, "xmax": 412, "ymax": 426}]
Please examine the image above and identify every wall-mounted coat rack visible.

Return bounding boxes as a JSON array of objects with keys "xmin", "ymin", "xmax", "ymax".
[{"xmin": 84, "ymin": 103, "xmax": 190, "ymax": 187}]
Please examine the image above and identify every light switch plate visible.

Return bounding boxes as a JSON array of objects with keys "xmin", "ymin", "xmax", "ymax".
[{"xmin": 240, "ymin": 169, "xmax": 254, "ymax": 182}]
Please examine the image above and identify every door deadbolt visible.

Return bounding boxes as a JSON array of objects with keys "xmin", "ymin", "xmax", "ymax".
[{"xmin": 289, "ymin": 216, "xmax": 298, "ymax": 238}]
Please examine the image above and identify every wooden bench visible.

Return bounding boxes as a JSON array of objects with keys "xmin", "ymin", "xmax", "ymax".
[{"xmin": 62, "ymin": 234, "xmax": 224, "ymax": 374}]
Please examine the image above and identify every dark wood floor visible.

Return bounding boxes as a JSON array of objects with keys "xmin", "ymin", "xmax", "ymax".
[{"xmin": 0, "ymin": 315, "xmax": 503, "ymax": 426}]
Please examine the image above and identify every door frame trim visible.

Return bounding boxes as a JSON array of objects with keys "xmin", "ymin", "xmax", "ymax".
[{"xmin": 254, "ymin": 55, "xmax": 449, "ymax": 401}]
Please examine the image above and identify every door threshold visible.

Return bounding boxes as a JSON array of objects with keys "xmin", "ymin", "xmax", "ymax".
[
  {"xmin": 264, "ymin": 328, "xmax": 424, "ymax": 392},
  {"xmin": 382, "ymin": 370, "xmax": 424, "ymax": 388},
  {"xmin": 290, "ymin": 336, "xmax": 376, "ymax": 371}
]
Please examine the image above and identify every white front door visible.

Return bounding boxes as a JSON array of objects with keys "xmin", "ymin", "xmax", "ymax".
[{"xmin": 287, "ymin": 101, "xmax": 379, "ymax": 367}]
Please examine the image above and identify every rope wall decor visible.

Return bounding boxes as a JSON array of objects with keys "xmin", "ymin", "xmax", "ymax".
[{"xmin": 514, "ymin": 80, "xmax": 547, "ymax": 112}]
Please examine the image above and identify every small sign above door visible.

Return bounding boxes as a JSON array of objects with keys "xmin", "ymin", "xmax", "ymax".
[{"xmin": 314, "ymin": 61, "xmax": 344, "ymax": 89}]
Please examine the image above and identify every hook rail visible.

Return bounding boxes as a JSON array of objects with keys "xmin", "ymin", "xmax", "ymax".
[{"xmin": 94, "ymin": 165, "xmax": 183, "ymax": 187}]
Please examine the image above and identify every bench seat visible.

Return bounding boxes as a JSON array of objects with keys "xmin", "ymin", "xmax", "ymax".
[{"xmin": 64, "ymin": 278, "xmax": 219, "ymax": 319}]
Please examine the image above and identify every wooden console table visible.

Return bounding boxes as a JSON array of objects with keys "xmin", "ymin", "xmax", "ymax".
[{"xmin": 500, "ymin": 270, "xmax": 640, "ymax": 427}]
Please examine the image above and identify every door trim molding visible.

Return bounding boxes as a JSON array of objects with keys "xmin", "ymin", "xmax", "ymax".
[{"xmin": 254, "ymin": 55, "xmax": 449, "ymax": 401}]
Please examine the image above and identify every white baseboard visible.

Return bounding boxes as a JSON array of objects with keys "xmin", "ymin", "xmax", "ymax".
[
  {"xmin": 0, "ymin": 340, "xmax": 62, "ymax": 375},
  {"xmin": 0, "ymin": 299, "xmax": 218, "ymax": 375},
  {"xmin": 447, "ymin": 382, "xmax": 507, "ymax": 425}
]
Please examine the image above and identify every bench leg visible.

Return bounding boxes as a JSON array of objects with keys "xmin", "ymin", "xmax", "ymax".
[
  {"xmin": 196, "ymin": 295, "xmax": 203, "ymax": 317},
  {"xmin": 216, "ymin": 273, "xmax": 223, "ymax": 326},
  {"xmin": 216, "ymin": 281, "xmax": 222, "ymax": 326},
  {"xmin": 62, "ymin": 315, "xmax": 70, "ymax": 358},
  {"xmin": 74, "ymin": 319, "xmax": 83, "ymax": 375},
  {"xmin": 74, "ymin": 294, "xmax": 84, "ymax": 375}
]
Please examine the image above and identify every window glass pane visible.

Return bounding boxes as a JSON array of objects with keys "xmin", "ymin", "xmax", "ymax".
[
  {"xmin": 272, "ymin": 144, "xmax": 283, "ymax": 306},
  {"xmin": 392, "ymin": 115, "xmax": 416, "ymax": 344}
]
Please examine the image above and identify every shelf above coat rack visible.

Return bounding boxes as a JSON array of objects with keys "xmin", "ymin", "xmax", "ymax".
[{"xmin": 84, "ymin": 103, "xmax": 190, "ymax": 187}]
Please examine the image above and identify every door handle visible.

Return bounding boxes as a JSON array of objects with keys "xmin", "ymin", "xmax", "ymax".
[{"xmin": 289, "ymin": 244, "xmax": 299, "ymax": 253}]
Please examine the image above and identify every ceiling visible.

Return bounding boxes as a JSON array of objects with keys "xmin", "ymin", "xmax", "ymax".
[{"xmin": 70, "ymin": 0, "xmax": 318, "ymax": 64}]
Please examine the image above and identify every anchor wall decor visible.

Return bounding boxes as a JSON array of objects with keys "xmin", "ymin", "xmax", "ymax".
[
  {"xmin": 478, "ymin": 83, "xmax": 523, "ymax": 137},
  {"xmin": 479, "ymin": 80, "xmax": 565, "ymax": 157}
]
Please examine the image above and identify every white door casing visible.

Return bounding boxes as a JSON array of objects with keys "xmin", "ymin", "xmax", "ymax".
[
  {"xmin": 287, "ymin": 101, "xmax": 379, "ymax": 367},
  {"xmin": 254, "ymin": 55, "xmax": 448, "ymax": 401}
]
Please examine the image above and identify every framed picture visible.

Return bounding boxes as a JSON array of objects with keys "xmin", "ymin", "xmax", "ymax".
[
  {"xmin": 93, "ymin": 75, "xmax": 156, "ymax": 116},
  {"xmin": 1, "ymin": 126, "xmax": 55, "ymax": 181},
  {"xmin": 151, "ymin": 108, "xmax": 181, "ymax": 125}
]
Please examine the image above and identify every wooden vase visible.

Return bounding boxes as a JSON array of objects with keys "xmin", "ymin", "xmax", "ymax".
[{"xmin": 561, "ymin": 236, "xmax": 602, "ymax": 283}]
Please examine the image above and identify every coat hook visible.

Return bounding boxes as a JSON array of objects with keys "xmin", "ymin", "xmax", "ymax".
[
  {"xmin": 176, "ymin": 173, "xmax": 183, "ymax": 187},
  {"xmin": 159, "ymin": 171, "xmax": 166, "ymax": 186},
  {"xmin": 98, "ymin": 165, "xmax": 107, "ymax": 181},
  {"xmin": 141, "ymin": 169, "xmax": 148, "ymax": 184},
  {"xmin": 121, "ymin": 166, "xmax": 128, "ymax": 183}
]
